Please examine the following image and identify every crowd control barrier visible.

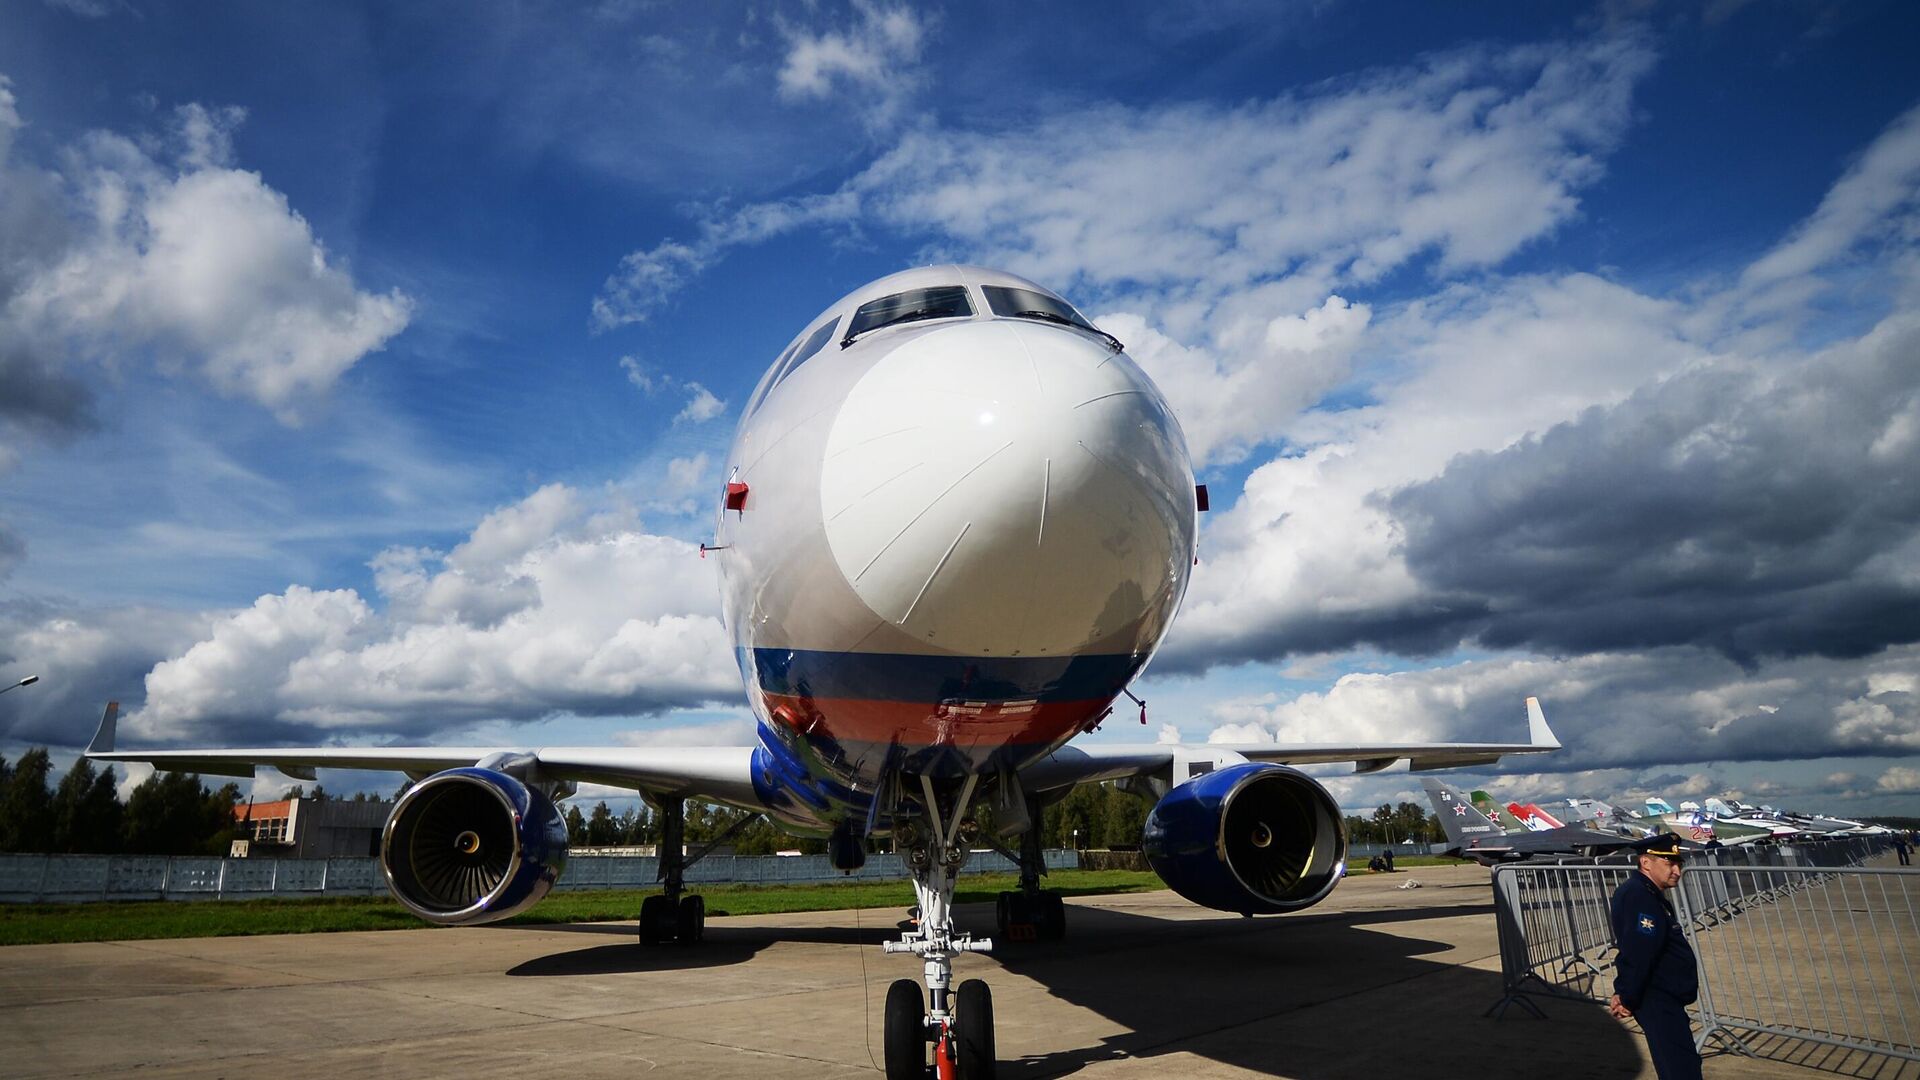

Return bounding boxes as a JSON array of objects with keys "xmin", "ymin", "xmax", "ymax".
[
  {"xmin": 1488, "ymin": 836, "xmax": 1917, "ymax": 1072},
  {"xmin": 0, "ymin": 848, "xmax": 1078, "ymax": 904}
]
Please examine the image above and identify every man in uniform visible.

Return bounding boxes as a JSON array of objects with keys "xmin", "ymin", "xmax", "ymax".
[{"xmin": 1609, "ymin": 833, "xmax": 1701, "ymax": 1080}]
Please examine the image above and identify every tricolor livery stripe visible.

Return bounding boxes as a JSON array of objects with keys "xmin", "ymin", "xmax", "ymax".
[{"xmin": 744, "ymin": 648, "xmax": 1144, "ymax": 704}]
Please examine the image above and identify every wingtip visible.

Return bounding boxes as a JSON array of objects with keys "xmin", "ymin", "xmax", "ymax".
[
  {"xmin": 1525, "ymin": 696, "xmax": 1560, "ymax": 749},
  {"xmin": 85, "ymin": 701, "xmax": 118, "ymax": 756}
]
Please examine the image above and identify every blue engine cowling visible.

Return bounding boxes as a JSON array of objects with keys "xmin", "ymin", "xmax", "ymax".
[
  {"xmin": 381, "ymin": 767, "xmax": 569, "ymax": 925},
  {"xmin": 1142, "ymin": 762, "xmax": 1348, "ymax": 915}
]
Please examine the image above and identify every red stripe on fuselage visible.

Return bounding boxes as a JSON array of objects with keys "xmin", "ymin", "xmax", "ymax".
[{"xmin": 762, "ymin": 693, "xmax": 1109, "ymax": 750}]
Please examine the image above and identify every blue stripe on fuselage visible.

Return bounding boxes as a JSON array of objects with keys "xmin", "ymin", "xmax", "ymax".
[{"xmin": 744, "ymin": 648, "xmax": 1143, "ymax": 703}]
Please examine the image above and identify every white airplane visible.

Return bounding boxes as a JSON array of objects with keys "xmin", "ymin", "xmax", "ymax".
[{"xmin": 89, "ymin": 265, "xmax": 1560, "ymax": 1080}]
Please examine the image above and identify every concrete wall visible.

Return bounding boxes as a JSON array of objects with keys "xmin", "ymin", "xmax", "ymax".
[{"xmin": 0, "ymin": 848, "xmax": 1080, "ymax": 904}]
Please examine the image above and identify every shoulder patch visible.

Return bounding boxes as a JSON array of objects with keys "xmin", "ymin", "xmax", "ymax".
[{"xmin": 1637, "ymin": 913, "xmax": 1658, "ymax": 935}]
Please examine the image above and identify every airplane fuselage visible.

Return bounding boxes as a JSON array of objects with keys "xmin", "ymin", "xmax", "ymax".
[{"xmin": 711, "ymin": 267, "xmax": 1198, "ymax": 833}]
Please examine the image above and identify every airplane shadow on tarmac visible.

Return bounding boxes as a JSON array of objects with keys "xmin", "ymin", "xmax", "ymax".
[
  {"xmin": 976, "ymin": 897, "xmax": 1645, "ymax": 1080},
  {"xmin": 504, "ymin": 922, "xmax": 893, "ymax": 977},
  {"xmin": 507, "ymin": 889, "xmax": 1646, "ymax": 1080}
]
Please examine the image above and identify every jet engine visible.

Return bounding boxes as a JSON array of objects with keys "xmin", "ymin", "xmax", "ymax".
[
  {"xmin": 1142, "ymin": 762, "xmax": 1348, "ymax": 915},
  {"xmin": 381, "ymin": 767, "xmax": 568, "ymax": 925}
]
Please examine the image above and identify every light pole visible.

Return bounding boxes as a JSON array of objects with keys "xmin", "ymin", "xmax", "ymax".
[{"xmin": 0, "ymin": 674, "xmax": 38, "ymax": 696}]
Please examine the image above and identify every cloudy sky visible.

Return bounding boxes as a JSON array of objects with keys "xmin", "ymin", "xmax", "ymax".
[{"xmin": 2, "ymin": 1, "xmax": 1918, "ymax": 818}]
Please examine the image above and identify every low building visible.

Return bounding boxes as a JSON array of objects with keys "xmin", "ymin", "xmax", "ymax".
[{"xmin": 233, "ymin": 798, "xmax": 394, "ymax": 859}]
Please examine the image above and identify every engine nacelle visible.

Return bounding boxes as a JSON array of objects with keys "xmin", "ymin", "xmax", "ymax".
[
  {"xmin": 1142, "ymin": 762, "xmax": 1348, "ymax": 915},
  {"xmin": 381, "ymin": 767, "xmax": 568, "ymax": 925}
]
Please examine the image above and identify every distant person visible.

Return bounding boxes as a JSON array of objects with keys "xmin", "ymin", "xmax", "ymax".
[
  {"xmin": 1367, "ymin": 854, "xmax": 1385, "ymax": 873},
  {"xmin": 1382, "ymin": 847, "xmax": 1396, "ymax": 872},
  {"xmin": 1608, "ymin": 833, "xmax": 1701, "ymax": 1080},
  {"xmin": 1896, "ymin": 833, "xmax": 1913, "ymax": 867}
]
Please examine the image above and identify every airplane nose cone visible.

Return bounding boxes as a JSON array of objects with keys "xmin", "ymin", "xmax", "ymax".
[{"xmin": 820, "ymin": 321, "xmax": 1196, "ymax": 658}]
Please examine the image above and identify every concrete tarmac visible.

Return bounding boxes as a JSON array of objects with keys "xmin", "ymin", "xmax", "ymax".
[{"xmin": 0, "ymin": 865, "xmax": 1841, "ymax": 1079}]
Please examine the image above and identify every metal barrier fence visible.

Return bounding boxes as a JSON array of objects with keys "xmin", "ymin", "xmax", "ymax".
[
  {"xmin": 1489, "ymin": 836, "xmax": 1918, "ymax": 1072},
  {"xmin": 0, "ymin": 848, "xmax": 1079, "ymax": 904}
]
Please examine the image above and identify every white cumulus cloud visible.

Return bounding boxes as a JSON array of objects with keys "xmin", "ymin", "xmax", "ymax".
[
  {"xmin": 124, "ymin": 482, "xmax": 739, "ymax": 745},
  {"xmin": 0, "ymin": 85, "xmax": 411, "ymax": 427},
  {"xmin": 1879, "ymin": 766, "xmax": 1920, "ymax": 793},
  {"xmin": 776, "ymin": 0, "xmax": 928, "ymax": 128}
]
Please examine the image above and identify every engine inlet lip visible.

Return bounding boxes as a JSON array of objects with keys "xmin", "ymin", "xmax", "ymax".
[{"xmin": 380, "ymin": 770, "xmax": 526, "ymax": 925}]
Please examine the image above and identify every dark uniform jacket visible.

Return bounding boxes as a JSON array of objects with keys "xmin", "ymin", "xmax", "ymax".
[{"xmin": 1610, "ymin": 871, "xmax": 1699, "ymax": 1010}]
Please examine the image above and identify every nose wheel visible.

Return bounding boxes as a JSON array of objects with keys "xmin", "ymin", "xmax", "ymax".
[
  {"xmin": 882, "ymin": 978, "xmax": 996, "ymax": 1080},
  {"xmin": 954, "ymin": 979, "xmax": 996, "ymax": 1079}
]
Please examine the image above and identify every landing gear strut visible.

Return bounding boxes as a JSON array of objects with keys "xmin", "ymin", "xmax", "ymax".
[
  {"xmin": 995, "ymin": 795, "xmax": 1066, "ymax": 942},
  {"xmin": 882, "ymin": 775, "xmax": 997, "ymax": 1079},
  {"xmin": 637, "ymin": 796, "xmax": 758, "ymax": 946}
]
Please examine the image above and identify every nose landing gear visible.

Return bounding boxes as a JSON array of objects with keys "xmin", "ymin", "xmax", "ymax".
[{"xmin": 882, "ymin": 774, "xmax": 998, "ymax": 1079}]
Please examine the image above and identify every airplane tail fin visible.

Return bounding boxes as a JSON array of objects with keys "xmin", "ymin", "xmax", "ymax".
[
  {"xmin": 1423, "ymin": 778, "xmax": 1505, "ymax": 852},
  {"xmin": 1474, "ymin": 791, "xmax": 1530, "ymax": 833},
  {"xmin": 1519, "ymin": 802, "xmax": 1567, "ymax": 830},
  {"xmin": 1506, "ymin": 803, "xmax": 1551, "ymax": 831}
]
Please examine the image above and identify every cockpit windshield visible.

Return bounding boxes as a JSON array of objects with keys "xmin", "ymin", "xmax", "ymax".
[
  {"xmin": 983, "ymin": 286, "xmax": 1093, "ymax": 330},
  {"xmin": 984, "ymin": 285, "xmax": 1124, "ymax": 352},
  {"xmin": 842, "ymin": 286, "xmax": 973, "ymax": 347}
]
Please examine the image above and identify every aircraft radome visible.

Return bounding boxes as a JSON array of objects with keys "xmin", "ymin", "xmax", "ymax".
[{"xmin": 90, "ymin": 265, "xmax": 1561, "ymax": 1080}]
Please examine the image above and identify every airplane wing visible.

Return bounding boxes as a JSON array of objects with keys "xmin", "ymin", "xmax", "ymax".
[
  {"xmin": 86, "ymin": 693, "xmax": 1559, "ymax": 809},
  {"xmin": 83, "ymin": 703, "xmax": 760, "ymax": 804},
  {"xmin": 1021, "ymin": 696, "xmax": 1561, "ymax": 792}
]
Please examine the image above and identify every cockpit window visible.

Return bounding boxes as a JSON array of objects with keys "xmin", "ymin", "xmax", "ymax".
[
  {"xmin": 842, "ymin": 286, "xmax": 974, "ymax": 347},
  {"xmin": 788, "ymin": 319, "xmax": 839, "ymax": 372},
  {"xmin": 745, "ymin": 317, "xmax": 840, "ymax": 417},
  {"xmin": 983, "ymin": 285, "xmax": 1124, "ymax": 352},
  {"xmin": 983, "ymin": 286, "xmax": 1095, "ymax": 330}
]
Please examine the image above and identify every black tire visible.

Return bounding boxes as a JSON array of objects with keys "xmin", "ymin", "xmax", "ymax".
[
  {"xmin": 884, "ymin": 979, "xmax": 926, "ymax": 1080},
  {"xmin": 955, "ymin": 979, "xmax": 996, "ymax": 1080},
  {"xmin": 638, "ymin": 894, "xmax": 667, "ymax": 946},
  {"xmin": 1041, "ymin": 893, "xmax": 1066, "ymax": 940},
  {"xmin": 677, "ymin": 894, "xmax": 705, "ymax": 944}
]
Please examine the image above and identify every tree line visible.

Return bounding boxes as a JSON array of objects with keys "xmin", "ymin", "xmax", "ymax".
[
  {"xmin": 1346, "ymin": 801, "xmax": 1446, "ymax": 847},
  {"xmin": 0, "ymin": 748, "xmax": 247, "ymax": 856}
]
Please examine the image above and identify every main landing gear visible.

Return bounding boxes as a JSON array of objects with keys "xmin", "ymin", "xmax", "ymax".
[
  {"xmin": 994, "ymin": 796, "xmax": 1066, "ymax": 942},
  {"xmin": 883, "ymin": 775, "xmax": 997, "ymax": 1080},
  {"xmin": 637, "ymin": 796, "xmax": 759, "ymax": 946}
]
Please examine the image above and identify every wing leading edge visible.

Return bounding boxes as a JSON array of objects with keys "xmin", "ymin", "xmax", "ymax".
[
  {"xmin": 83, "ymin": 703, "xmax": 760, "ymax": 804},
  {"xmin": 1021, "ymin": 696, "xmax": 1561, "ymax": 794}
]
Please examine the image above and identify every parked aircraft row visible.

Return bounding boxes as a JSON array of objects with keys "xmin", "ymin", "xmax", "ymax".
[{"xmin": 1423, "ymin": 776, "xmax": 1892, "ymax": 865}]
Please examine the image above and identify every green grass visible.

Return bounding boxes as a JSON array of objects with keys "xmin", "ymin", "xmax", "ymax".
[{"xmin": 0, "ymin": 869, "xmax": 1166, "ymax": 947}]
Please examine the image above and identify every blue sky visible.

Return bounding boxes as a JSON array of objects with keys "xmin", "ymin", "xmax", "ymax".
[{"xmin": 2, "ymin": 0, "xmax": 1919, "ymax": 818}]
